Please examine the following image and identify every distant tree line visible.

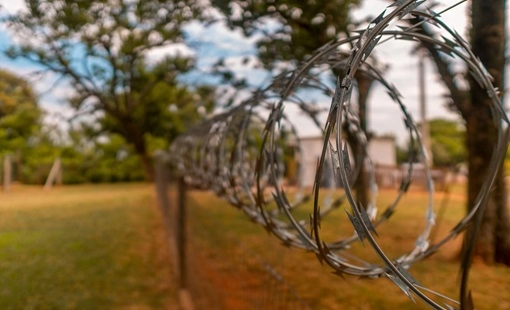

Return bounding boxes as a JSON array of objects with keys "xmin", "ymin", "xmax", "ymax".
[
  {"xmin": 3, "ymin": 0, "xmax": 214, "ymax": 181},
  {"xmin": 396, "ymin": 118, "xmax": 467, "ymax": 168},
  {"xmin": 0, "ymin": 68, "xmax": 201, "ymax": 184}
]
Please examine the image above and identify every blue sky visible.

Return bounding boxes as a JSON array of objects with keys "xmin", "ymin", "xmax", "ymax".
[{"xmin": 0, "ymin": 0, "xmax": 504, "ymax": 144}]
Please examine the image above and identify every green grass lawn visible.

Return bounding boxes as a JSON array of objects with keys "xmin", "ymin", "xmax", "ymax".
[
  {"xmin": 186, "ymin": 186, "xmax": 510, "ymax": 309},
  {"xmin": 0, "ymin": 183, "xmax": 178, "ymax": 309},
  {"xmin": 2, "ymin": 182, "xmax": 509, "ymax": 309}
]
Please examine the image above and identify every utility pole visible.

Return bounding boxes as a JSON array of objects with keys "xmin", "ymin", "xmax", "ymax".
[{"xmin": 418, "ymin": 48, "xmax": 433, "ymax": 166}]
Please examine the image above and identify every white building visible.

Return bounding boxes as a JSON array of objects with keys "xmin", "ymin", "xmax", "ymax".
[
  {"xmin": 367, "ymin": 136, "xmax": 397, "ymax": 166},
  {"xmin": 298, "ymin": 135, "xmax": 396, "ymax": 188}
]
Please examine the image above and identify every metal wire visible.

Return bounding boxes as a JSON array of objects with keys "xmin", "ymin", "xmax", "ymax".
[{"xmin": 169, "ymin": 1, "xmax": 509, "ymax": 309}]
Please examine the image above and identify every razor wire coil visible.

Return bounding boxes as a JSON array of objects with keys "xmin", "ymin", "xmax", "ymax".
[{"xmin": 169, "ymin": 1, "xmax": 510, "ymax": 309}]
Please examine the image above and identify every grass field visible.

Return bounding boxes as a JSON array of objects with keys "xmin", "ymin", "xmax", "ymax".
[
  {"xmin": 1, "ymin": 183, "xmax": 510, "ymax": 309},
  {"xmin": 186, "ymin": 186, "xmax": 510, "ymax": 309},
  {"xmin": 0, "ymin": 183, "xmax": 178, "ymax": 309}
]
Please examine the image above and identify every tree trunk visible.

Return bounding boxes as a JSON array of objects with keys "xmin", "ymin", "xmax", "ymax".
[
  {"xmin": 122, "ymin": 116, "xmax": 155, "ymax": 182},
  {"xmin": 132, "ymin": 134, "xmax": 154, "ymax": 182},
  {"xmin": 138, "ymin": 149, "xmax": 155, "ymax": 183},
  {"xmin": 465, "ymin": 0, "xmax": 510, "ymax": 265},
  {"xmin": 353, "ymin": 72, "xmax": 373, "ymax": 208}
]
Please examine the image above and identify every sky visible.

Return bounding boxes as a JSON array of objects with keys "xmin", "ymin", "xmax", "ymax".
[{"xmin": 0, "ymin": 0, "xmax": 505, "ymax": 145}]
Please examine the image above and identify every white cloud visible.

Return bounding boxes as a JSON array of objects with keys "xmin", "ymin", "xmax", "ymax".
[
  {"xmin": 145, "ymin": 43, "xmax": 196, "ymax": 65},
  {"xmin": 185, "ymin": 20, "xmax": 258, "ymax": 54},
  {"xmin": 0, "ymin": 0, "xmax": 26, "ymax": 15}
]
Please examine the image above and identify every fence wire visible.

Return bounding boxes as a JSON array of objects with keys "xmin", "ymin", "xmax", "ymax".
[
  {"xmin": 169, "ymin": 1, "xmax": 509, "ymax": 309},
  {"xmin": 185, "ymin": 197, "xmax": 311, "ymax": 310}
]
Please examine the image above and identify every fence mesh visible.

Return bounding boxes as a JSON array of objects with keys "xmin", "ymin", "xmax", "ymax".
[{"xmin": 185, "ymin": 192, "xmax": 311, "ymax": 310}]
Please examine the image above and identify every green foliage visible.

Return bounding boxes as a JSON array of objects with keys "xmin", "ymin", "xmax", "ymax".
[
  {"xmin": 396, "ymin": 143, "xmax": 412, "ymax": 165},
  {"xmin": 99, "ymin": 78, "xmax": 216, "ymax": 151},
  {"xmin": 429, "ymin": 118, "xmax": 465, "ymax": 167},
  {"xmin": 397, "ymin": 118, "xmax": 466, "ymax": 167},
  {"xmin": 5, "ymin": 0, "xmax": 210, "ymax": 180},
  {"xmin": 4, "ymin": 122, "xmax": 145, "ymax": 185},
  {"xmin": 504, "ymin": 149, "xmax": 510, "ymax": 176},
  {"xmin": 58, "ymin": 133, "xmax": 145, "ymax": 184},
  {"xmin": 84, "ymin": 134, "xmax": 145, "ymax": 183},
  {"xmin": 19, "ymin": 135, "xmax": 59, "ymax": 184},
  {"xmin": 0, "ymin": 70, "xmax": 44, "ymax": 182},
  {"xmin": 0, "ymin": 70, "xmax": 38, "ymax": 117},
  {"xmin": 212, "ymin": 0, "xmax": 361, "ymax": 68},
  {"xmin": 0, "ymin": 70, "xmax": 41, "ymax": 153},
  {"xmin": 0, "ymin": 69, "xmax": 148, "ymax": 185}
]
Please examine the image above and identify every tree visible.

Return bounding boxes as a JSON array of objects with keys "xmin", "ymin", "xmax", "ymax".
[
  {"xmin": 4, "ymin": 0, "xmax": 207, "ymax": 181},
  {"xmin": 212, "ymin": 0, "xmax": 360, "ymax": 68},
  {"xmin": 428, "ymin": 118, "xmax": 465, "ymax": 167},
  {"xmin": 84, "ymin": 133, "xmax": 145, "ymax": 183},
  {"xmin": 396, "ymin": 118, "xmax": 466, "ymax": 167},
  {"xmin": 211, "ymin": 0, "xmax": 376, "ymax": 206},
  {"xmin": 464, "ymin": 0, "xmax": 510, "ymax": 265},
  {"xmin": 413, "ymin": 1, "xmax": 510, "ymax": 265},
  {"xmin": 0, "ymin": 70, "xmax": 41, "ymax": 139},
  {"xmin": 0, "ymin": 69, "xmax": 42, "ymax": 182},
  {"xmin": 99, "ymin": 79, "xmax": 215, "ymax": 151}
]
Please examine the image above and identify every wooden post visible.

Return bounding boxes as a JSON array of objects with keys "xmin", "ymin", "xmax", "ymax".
[
  {"xmin": 177, "ymin": 176, "xmax": 187, "ymax": 289},
  {"xmin": 153, "ymin": 151, "xmax": 194, "ymax": 310},
  {"xmin": 177, "ymin": 176, "xmax": 194, "ymax": 310},
  {"xmin": 3, "ymin": 155, "xmax": 11, "ymax": 193},
  {"xmin": 44, "ymin": 158, "xmax": 61, "ymax": 190}
]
